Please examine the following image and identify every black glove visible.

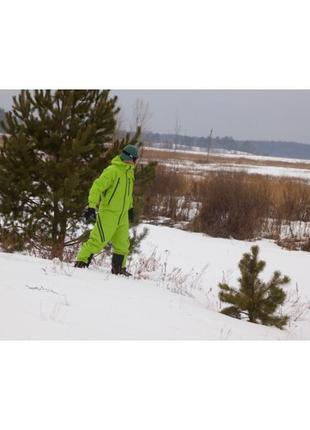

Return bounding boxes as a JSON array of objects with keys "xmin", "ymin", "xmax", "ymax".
[
  {"xmin": 84, "ymin": 207, "xmax": 97, "ymax": 224},
  {"xmin": 128, "ymin": 208, "xmax": 134, "ymax": 223}
]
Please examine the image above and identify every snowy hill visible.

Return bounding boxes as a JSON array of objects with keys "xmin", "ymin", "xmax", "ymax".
[{"xmin": 1, "ymin": 224, "xmax": 309, "ymax": 340}]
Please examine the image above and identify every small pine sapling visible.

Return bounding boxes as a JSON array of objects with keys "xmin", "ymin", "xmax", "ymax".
[
  {"xmin": 218, "ymin": 245, "xmax": 290, "ymax": 329},
  {"xmin": 129, "ymin": 227, "xmax": 149, "ymax": 257}
]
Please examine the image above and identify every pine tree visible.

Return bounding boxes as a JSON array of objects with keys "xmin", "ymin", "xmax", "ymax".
[
  {"xmin": 218, "ymin": 246, "xmax": 290, "ymax": 329},
  {"xmin": 0, "ymin": 90, "xmax": 140, "ymax": 259},
  {"xmin": 129, "ymin": 226, "xmax": 149, "ymax": 257},
  {"xmin": 0, "ymin": 108, "xmax": 5, "ymax": 132}
]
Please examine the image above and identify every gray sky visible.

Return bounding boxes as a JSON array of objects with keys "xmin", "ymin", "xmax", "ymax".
[{"xmin": 1, "ymin": 90, "xmax": 310, "ymax": 144}]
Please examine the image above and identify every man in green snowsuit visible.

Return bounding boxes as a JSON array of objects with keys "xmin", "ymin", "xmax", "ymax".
[{"xmin": 74, "ymin": 144, "xmax": 139, "ymax": 276}]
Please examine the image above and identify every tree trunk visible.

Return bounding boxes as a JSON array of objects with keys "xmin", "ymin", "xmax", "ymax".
[
  {"xmin": 51, "ymin": 237, "xmax": 65, "ymax": 260},
  {"xmin": 51, "ymin": 199, "xmax": 67, "ymax": 260}
]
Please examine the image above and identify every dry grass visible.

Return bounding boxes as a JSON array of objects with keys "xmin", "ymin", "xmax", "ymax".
[
  {"xmin": 142, "ymin": 165, "xmax": 194, "ymax": 222},
  {"xmin": 142, "ymin": 164, "xmax": 310, "ymax": 248},
  {"xmin": 142, "ymin": 147, "xmax": 310, "ymax": 171},
  {"xmin": 190, "ymin": 172, "xmax": 271, "ymax": 239}
]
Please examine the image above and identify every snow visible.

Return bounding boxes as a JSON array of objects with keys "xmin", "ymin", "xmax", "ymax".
[
  {"xmin": 145, "ymin": 146, "xmax": 310, "ymax": 180},
  {"xmin": 208, "ymin": 162, "xmax": 310, "ymax": 179},
  {"xmin": 148, "ymin": 145, "xmax": 310, "ymax": 164},
  {"xmin": 0, "ymin": 224, "xmax": 309, "ymax": 339},
  {"xmin": 148, "ymin": 145, "xmax": 252, "ymax": 157},
  {"xmin": 158, "ymin": 160, "xmax": 310, "ymax": 180}
]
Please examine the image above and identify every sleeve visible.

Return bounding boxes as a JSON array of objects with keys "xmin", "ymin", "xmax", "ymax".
[
  {"xmin": 88, "ymin": 166, "xmax": 116, "ymax": 209},
  {"xmin": 128, "ymin": 177, "xmax": 134, "ymax": 210}
]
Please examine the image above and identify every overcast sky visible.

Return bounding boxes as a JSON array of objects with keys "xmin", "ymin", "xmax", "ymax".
[{"xmin": 1, "ymin": 90, "xmax": 310, "ymax": 144}]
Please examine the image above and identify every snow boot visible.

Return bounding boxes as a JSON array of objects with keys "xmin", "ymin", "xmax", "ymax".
[
  {"xmin": 111, "ymin": 253, "xmax": 123, "ymax": 274},
  {"xmin": 119, "ymin": 268, "xmax": 132, "ymax": 277},
  {"xmin": 74, "ymin": 254, "xmax": 93, "ymax": 268},
  {"xmin": 74, "ymin": 261, "xmax": 88, "ymax": 268},
  {"xmin": 111, "ymin": 253, "xmax": 132, "ymax": 277}
]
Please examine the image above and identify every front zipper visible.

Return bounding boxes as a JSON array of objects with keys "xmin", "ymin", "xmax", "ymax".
[
  {"xmin": 117, "ymin": 169, "xmax": 129, "ymax": 225},
  {"xmin": 108, "ymin": 178, "xmax": 120, "ymax": 204}
]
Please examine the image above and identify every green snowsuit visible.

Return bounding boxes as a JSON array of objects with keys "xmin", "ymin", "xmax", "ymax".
[{"xmin": 76, "ymin": 155, "xmax": 135, "ymax": 266}]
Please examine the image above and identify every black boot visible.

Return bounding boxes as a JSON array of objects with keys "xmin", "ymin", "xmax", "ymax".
[
  {"xmin": 74, "ymin": 261, "xmax": 88, "ymax": 268},
  {"xmin": 111, "ymin": 253, "xmax": 132, "ymax": 276},
  {"xmin": 111, "ymin": 253, "xmax": 123, "ymax": 275},
  {"xmin": 74, "ymin": 254, "xmax": 93, "ymax": 268},
  {"xmin": 119, "ymin": 267, "xmax": 132, "ymax": 277}
]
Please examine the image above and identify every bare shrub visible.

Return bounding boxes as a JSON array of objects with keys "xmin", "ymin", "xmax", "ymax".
[
  {"xmin": 128, "ymin": 248, "xmax": 208, "ymax": 297},
  {"xmin": 284, "ymin": 283, "xmax": 310, "ymax": 327},
  {"xmin": 271, "ymin": 179, "xmax": 310, "ymax": 221},
  {"xmin": 267, "ymin": 178, "xmax": 310, "ymax": 248},
  {"xmin": 141, "ymin": 165, "xmax": 310, "ymax": 249},
  {"xmin": 191, "ymin": 172, "xmax": 271, "ymax": 240},
  {"xmin": 142, "ymin": 165, "xmax": 197, "ymax": 223}
]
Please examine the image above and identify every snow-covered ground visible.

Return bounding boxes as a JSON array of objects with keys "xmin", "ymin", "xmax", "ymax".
[
  {"xmin": 0, "ymin": 224, "xmax": 309, "ymax": 340},
  {"xmin": 158, "ymin": 160, "xmax": 310, "ymax": 180},
  {"xmin": 148, "ymin": 145, "xmax": 310, "ymax": 164},
  {"xmin": 148, "ymin": 145, "xmax": 252, "ymax": 157},
  {"xmin": 145, "ymin": 147, "xmax": 310, "ymax": 180}
]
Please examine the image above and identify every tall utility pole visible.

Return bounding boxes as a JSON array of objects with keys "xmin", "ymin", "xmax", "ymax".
[
  {"xmin": 174, "ymin": 115, "xmax": 181, "ymax": 152},
  {"xmin": 207, "ymin": 128, "xmax": 213, "ymax": 162}
]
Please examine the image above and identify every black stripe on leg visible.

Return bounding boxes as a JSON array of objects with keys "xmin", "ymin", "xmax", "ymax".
[{"xmin": 97, "ymin": 216, "xmax": 105, "ymax": 242}]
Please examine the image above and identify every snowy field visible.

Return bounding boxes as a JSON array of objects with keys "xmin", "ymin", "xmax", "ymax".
[
  {"xmin": 148, "ymin": 145, "xmax": 310, "ymax": 164},
  {"xmin": 145, "ymin": 147, "xmax": 310, "ymax": 180},
  {"xmin": 0, "ymin": 224, "xmax": 309, "ymax": 340},
  {"xmin": 158, "ymin": 160, "xmax": 310, "ymax": 180}
]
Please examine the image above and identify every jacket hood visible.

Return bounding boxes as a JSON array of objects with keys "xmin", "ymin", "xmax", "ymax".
[{"xmin": 111, "ymin": 155, "xmax": 135, "ymax": 172}]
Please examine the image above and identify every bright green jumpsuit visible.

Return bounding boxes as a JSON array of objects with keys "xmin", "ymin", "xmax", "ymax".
[{"xmin": 76, "ymin": 155, "xmax": 135, "ymax": 267}]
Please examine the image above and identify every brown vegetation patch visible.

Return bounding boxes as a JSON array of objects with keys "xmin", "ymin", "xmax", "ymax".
[
  {"xmin": 142, "ymin": 147, "xmax": 310, "ymax": 171},
  {"xmin": 142, "ymin": 165, "xmax": 310, "ymax": 248}
]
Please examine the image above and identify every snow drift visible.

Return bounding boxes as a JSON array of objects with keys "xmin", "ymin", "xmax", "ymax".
[{"xmin": 0, "ymin": 224, "xmax": 309, "ymax": 340}]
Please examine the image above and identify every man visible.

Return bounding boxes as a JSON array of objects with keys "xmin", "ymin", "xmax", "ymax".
[{"xmin": 74, "ymin": 144, "xmax": 139, "ymax": 276}]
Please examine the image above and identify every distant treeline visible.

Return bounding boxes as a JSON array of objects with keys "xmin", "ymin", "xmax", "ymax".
[
  {"xmin": 1, "ymin": 104, "xmax": 310, "ymax": 160},
  {"xmin": 144, "ymin": 132, "xmax": 310, "ymax": 160}
]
